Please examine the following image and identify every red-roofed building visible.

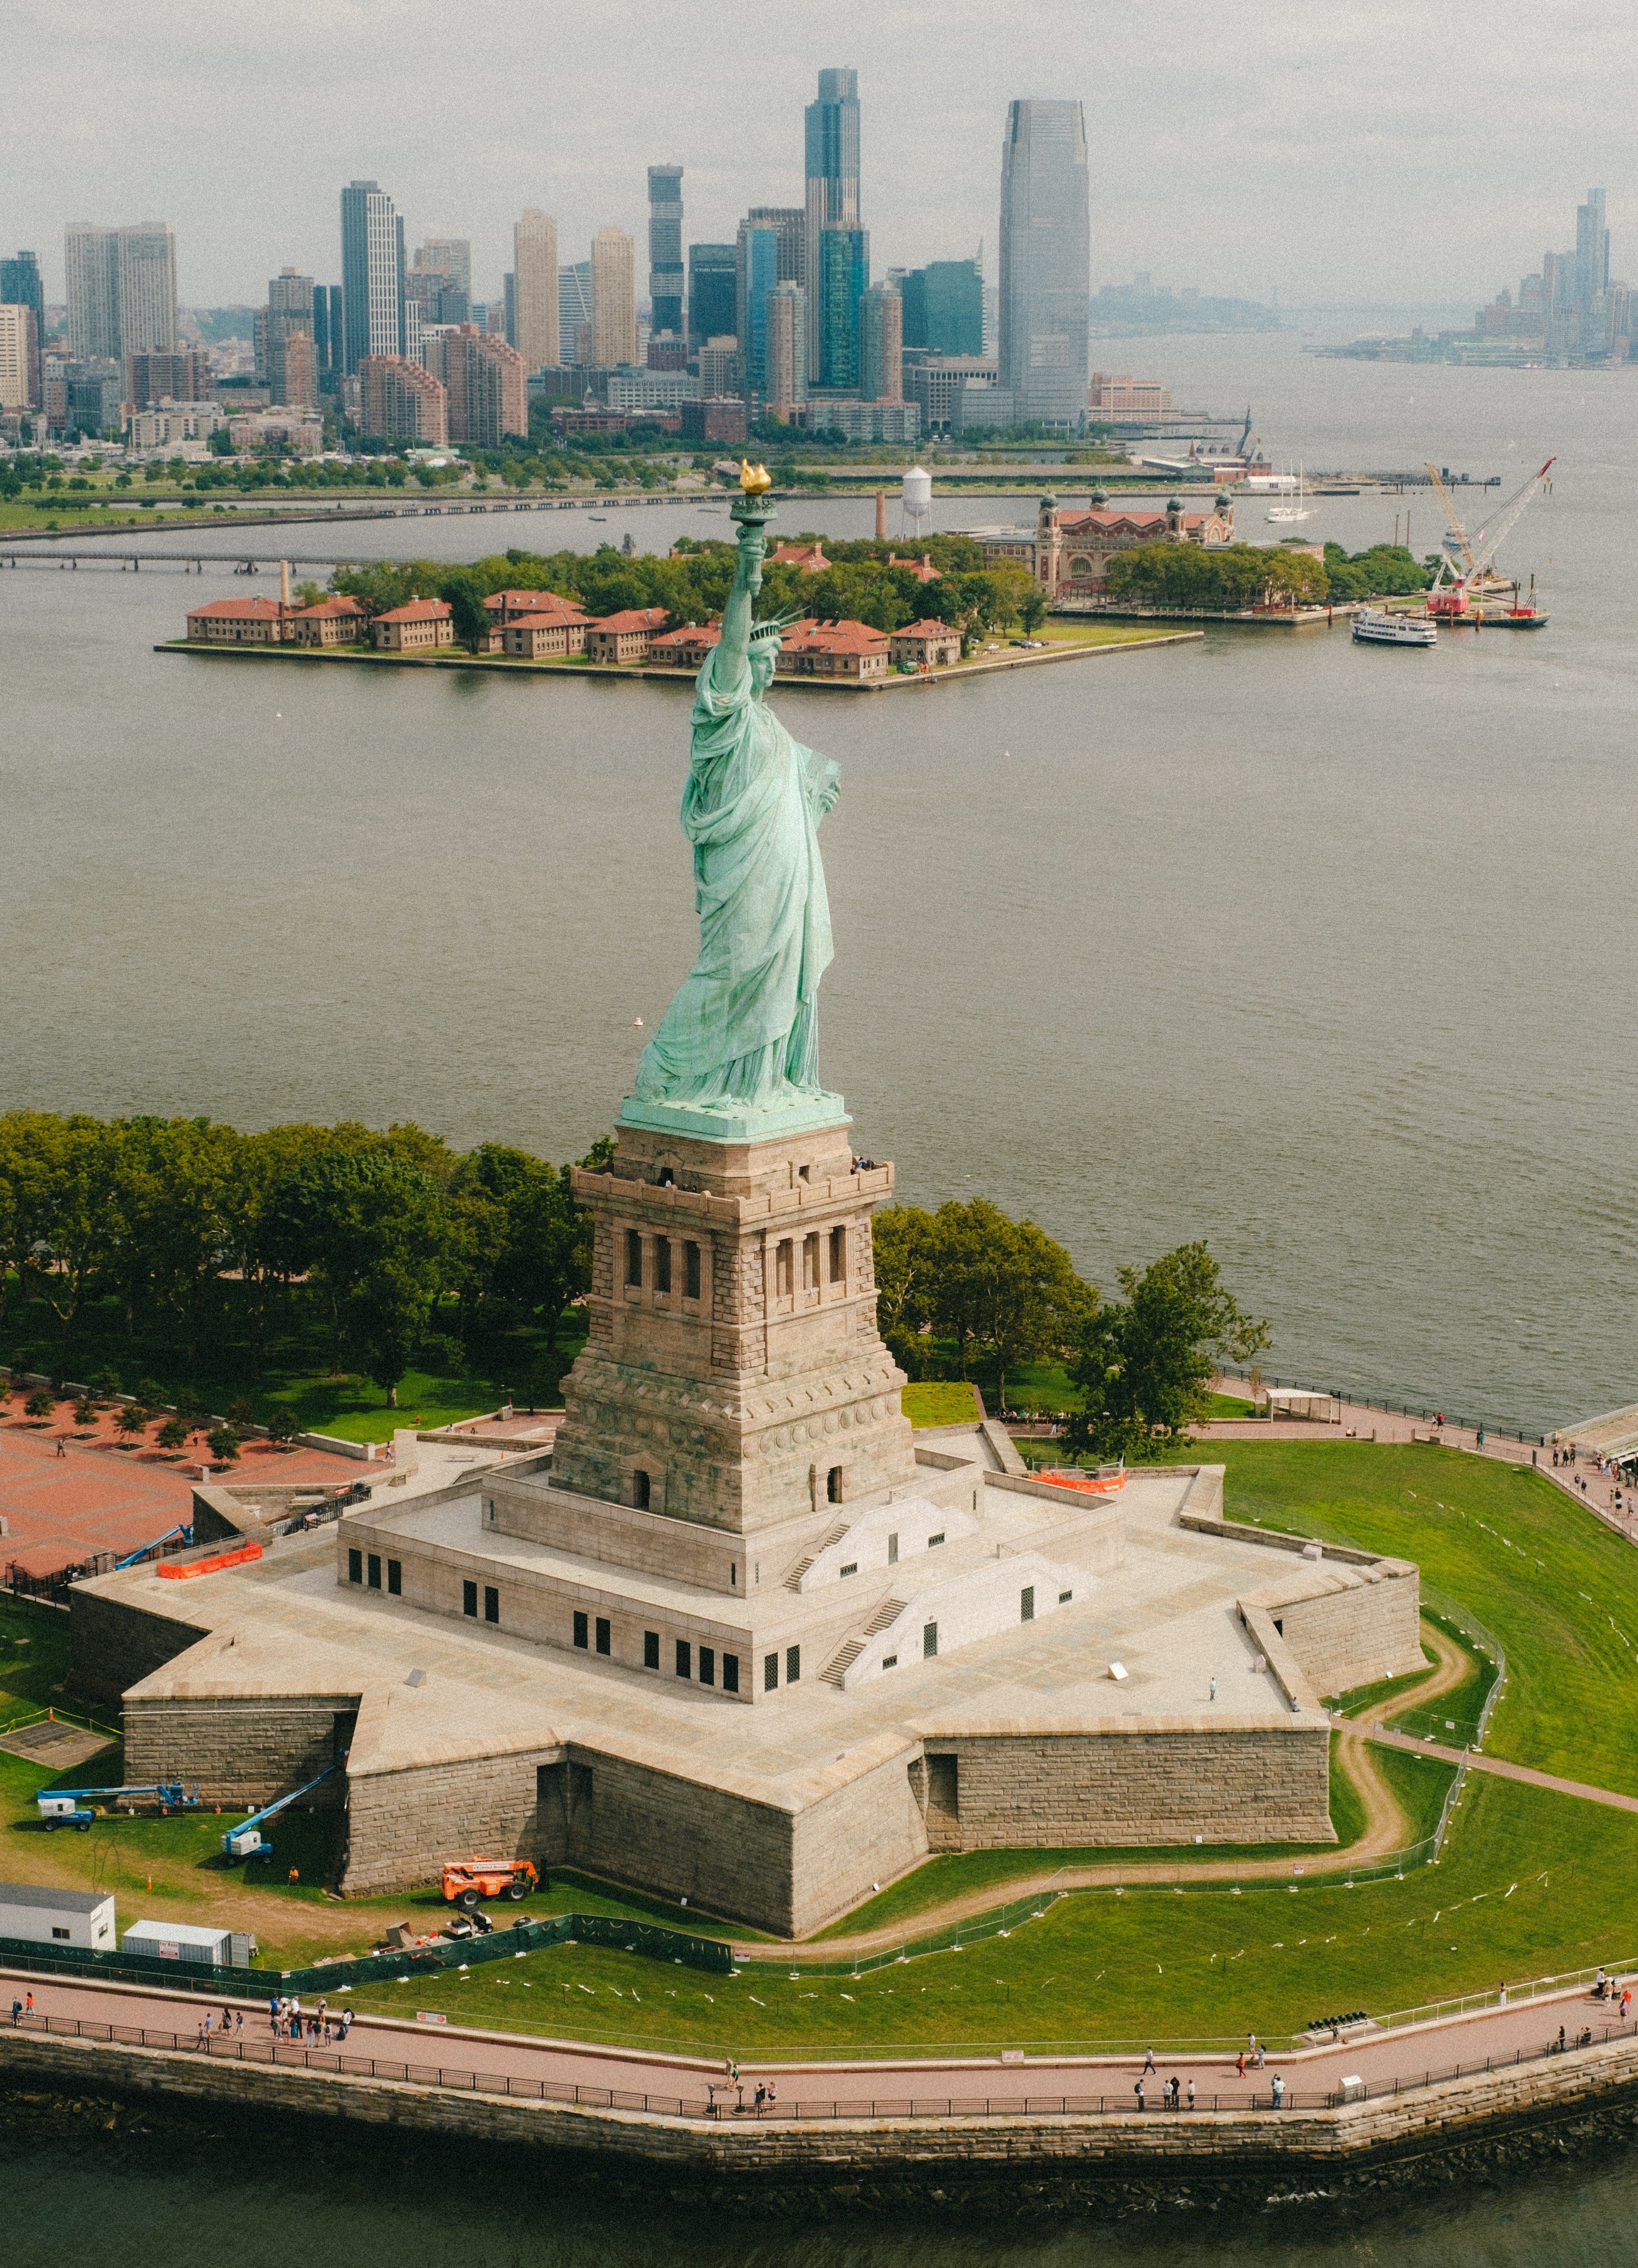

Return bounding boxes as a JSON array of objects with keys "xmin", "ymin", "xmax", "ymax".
[
  {"xmin": 373, "ymin": 598, "xmax": 454, "ymax": 652},
  {"xmin": 888, "ymin": 619, "xmax": 961, "ymax": 670},
  {"xmin": 288, "ymin": 595, "xmax": 368, "ymax": 647},
  {"xmin": 776, "ymin": 619, "xmax": 891, "ymax": 682},
  {"xmin": 484, "ymin": 588, "xmax": 584, "ymax": 625},
  {"xmin": 977, "ymin": 492, "xmax": 1235, "ymax": 598},
  {"xmin": 185, "ymin": 597, "xmax": 288, "ymax": 645},
  {"xmin": 648, "ymin": 620, "xmax": 723, "ymax": 671},
  {"xmin": 768, "ymin": 539, "xmax": 829, "ymax": 572},
  {"xmin": 585, "ymin": 606, "xmax": 669, "ymax": 665},
  {"xmin": 502, "ymin": 602, "xmax": 593, "ymax": 659},
  {"xmin": 885, "ymin": 551, "xmax": 941, "ymax": 583}
]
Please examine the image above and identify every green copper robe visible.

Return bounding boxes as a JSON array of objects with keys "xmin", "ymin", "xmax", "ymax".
[{"xmin": 634, "ymin": 531, "xmax": 840, "ymax": 1107}]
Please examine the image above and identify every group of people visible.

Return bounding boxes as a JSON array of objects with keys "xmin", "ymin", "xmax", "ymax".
[
  {"xmin": 267, "ymin": 1992, "xmax": 353, "ymax": 2045},
  {"xmin": 1132, "ymin": 2039, "xmax": 1284, "ymax": 2111},
  {"xmin": 196, "ymin": 2007, "xmax": 244, "ymax": 2044}
]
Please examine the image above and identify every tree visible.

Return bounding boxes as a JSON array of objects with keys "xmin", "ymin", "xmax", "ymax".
[
  {"xmin": 137, "ymin": 1377, "xmax": 167, "ymax": 1409},
  {"xmin": 263, "ymin": 1147, "xmax": 448, "ymax": 1365},
  {"xmin": 1064, "ymin": 1242, "xmax": 1271, "ymax": 1463},
  {"xmin": 157, "ymin": 1415, "xmax": 189, "ymax": 1450},
  {"xmin": 73, "ymin": 1397, "xmax": 96, "ymax": 1426},
  {"xmin": 24, "ymin": 1386, "xmax": 55, "ymax": 1418},
  {"xmin": 347, "ymin": 1257, "xmax": 426, "ymax": 1407},
  {"xmin": 206, "ymin": 1425, "xmax": 240, "ymax": 1463},
  {"xmin": 925, "ymin": 1199, "xmax": 1093, "ymax": 1409},
  {"xmin": 438, "ymin": 569, "xmax": 491, "ymax": 653},
  {"xmin": 871, "ymin": 1204, "xmax": 937, "ymax": 1375},
  {"xmin": 1016, "ymin": 587, "xmax": 1049, "ymax": 634},
  {"xmin": 115, "ymin": 1404, "xmax": 148, "ymax": 1438}
]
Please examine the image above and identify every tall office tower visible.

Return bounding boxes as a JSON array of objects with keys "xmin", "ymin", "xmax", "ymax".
[
  {"xmin": 125, "ymin": 349, "xmax": 207, "ymax": 407},
  {"xmin": 763, "ymin": 282, "xmax": 808, "ymax": 412},
  {"xmin": 688, "ymin": 244, "xmax": 736, "ymax": 350},
  {"xmin": 65, "ymin": 222, "xmax": 177, "ymax": 360},
  {"xmin": 559, "ymin": 262, "xmax": 593, "ymax": 361},
  {"xmin": 858, "ymin": 281, "xmax": 902, "ymax": 401},
  {"xmin": 900, "ymin": 259, "xmax": 984, "ymax": 357},
  {"xmin": 360, "ymin": 354, "xmax": 449, "ymax": 444},
  {"xmin": 647, "ymin": 166, "xmax": 685, "ymax": 339},
  {"xmin": 65, "ymin": 225, "xmax": 118, "ymax": 359},
  {"xmin": 591, "ymin": 227, "xmax": 637, "ymax": 366},
  {"xmin": 257, "ymin": 267, "xmax": 314, "ymax": 387},
  {"xmin": 513, "ymin": 209, "xmax": 559, "ymax": 371},
  {"xmin": 340, "ymin": 181, "xmax": 406, "ymax": 373},
  {"xmin": 310, "ymin": 284, "xmax": 344, "ymax": 382},
  {"xmin": 272, "ymin": 330, "xmax": 317, "ymax": 407},
  {"xmin": 804, "ymin": 67, "xmax": 861, "ymax": 381},
  {"xmin": 736, "ymin": 222, "xmax": 780, "ymax": 394},
  {"xmin": 0, "ymin": 305, "xmax": 40, "ymax": 409},
  {"xmin": 998, "ymin": 98, "xmax": 1089, "ymax": 429},
  {"xmin": 1575, "ymin": 188, "xmax": 1609, "ymax": 306},
  {"xmin": 114, "ymin": 225, "xmax": 178, "ymax": 355},
  {"xmin": 748, "ymin": 207, "xmax": 806, "ymax": 287},
  {"xmin": 0, "ymin": 252, "xmax": 44, "ymax": 347},
  {"xmin": 414, "ymin": 238, "xmax": 471, "ymax": 299},
  {"xmin": 817, "ymin": 227, "xmax": 869, "ymax": 389}
]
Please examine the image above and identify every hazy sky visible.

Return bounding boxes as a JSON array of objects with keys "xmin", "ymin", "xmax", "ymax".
[{"xmin": 8, "ymin": 0, "xmax": 1634, "ymax": 309}]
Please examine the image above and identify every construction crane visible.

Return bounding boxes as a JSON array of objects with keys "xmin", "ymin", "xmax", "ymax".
[{"xmin": 1423, "ymin": 457, "xmax": 1555, "ymax": 619}]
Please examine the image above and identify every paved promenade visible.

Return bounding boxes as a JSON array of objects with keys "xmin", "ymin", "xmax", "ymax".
[
  {"xmin": 3, "ymin": 1964, "xmax": 1633, "ymax": 2119},
  {"xmin": 0, "ymin": 1408, "xmax": 365, "ymax": 1576}
]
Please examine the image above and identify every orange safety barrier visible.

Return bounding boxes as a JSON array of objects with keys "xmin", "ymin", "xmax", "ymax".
[
  {"xmin": 1036, "ymin": 1468, "xmax": 1128, "ymax": 1497},
  {"xmin": 158, "ymin": 1541, "xmax": 263, "ymax": 1580}
]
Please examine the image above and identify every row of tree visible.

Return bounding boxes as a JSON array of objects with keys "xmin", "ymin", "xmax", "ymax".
[
  {"xmin": 0, "ymin": 1112, "xmax": 608, "ymax": 1407},
  {"xmin": 873, "ymin": 1199, "xmax": 1270, "ymax": 1460},
  {"xmin": 1105, "ymin": 540, "xmax": 1432, "ymax": 611},
  {"xmin": 327, "ymin": 537, "xmax": 1039, "ymax": 649}
]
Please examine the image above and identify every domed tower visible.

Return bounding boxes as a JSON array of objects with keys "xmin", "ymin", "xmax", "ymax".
[{"xmin": 1166, "ymin": 495, "xmax": 1184, "ymax": 535}]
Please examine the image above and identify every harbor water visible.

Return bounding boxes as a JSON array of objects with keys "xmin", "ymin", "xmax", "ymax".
[{"xmin": 2, "ymin": 321, "xmax": 1637, "ymax": 2247}]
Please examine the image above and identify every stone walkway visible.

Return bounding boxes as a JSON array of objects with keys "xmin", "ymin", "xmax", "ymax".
[
  {"xmin": 0, "ymin": 1412, "xmax": 365, "ymax": 1577},
  {"xmin": 1194, "ymin": 1381, "xmax": 1636, "ymax": 1542},
  {"xmin": 3, "ymin": 1965, "xmax": 1633, "ymax": 2118}
]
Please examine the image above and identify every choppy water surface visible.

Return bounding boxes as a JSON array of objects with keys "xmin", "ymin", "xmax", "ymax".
[
  {"xmin": 2, "ymin": 2087, "xmax": 1637, "ymax": 2266},
  {"xmin": 1, "ymin": 330, "xmax": 1633, "ymax": 1439}
]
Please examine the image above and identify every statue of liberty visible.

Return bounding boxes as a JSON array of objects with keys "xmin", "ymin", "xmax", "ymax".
[{"xmin": 628, "ymin": 465, "xmax": 844, "ymax": 1134}]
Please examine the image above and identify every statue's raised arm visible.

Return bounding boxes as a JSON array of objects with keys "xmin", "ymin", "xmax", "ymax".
[{"xmin": 626, "ymin": 467, "xmax": 845, "ymax": 1137}]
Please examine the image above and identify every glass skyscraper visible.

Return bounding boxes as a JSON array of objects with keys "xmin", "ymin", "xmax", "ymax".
[
  {"xmin": 998, "ymin": 99, "xmax": 1089, "ymax": 429},
  {"xmin": 818, "ymin": 227, "xmax": 869, "ymax": 390},
  {"xmin": 738, "ymin": 223, "xmax": 781, "ymax": 394},
  {"xmin": 901, "ymin": 260, "xmax": 984, "ymax": 358},
  {"xmin": 648, "ymin": 166, "xmax": 684, "ymax": 340},
  {"xmin": 688, "ymin": 244, "xmax": 736, "ymax": 350},
  {"xmin": 0, "ymin": 252, "xmax": 44, "ymax": 345},
  {"xmin": 805, "ymin": 67, "xmax": 860, "ymax": 380},
  {"xmin": 340, "ymin": 180, "xmax": 405, "ymax": 374}
]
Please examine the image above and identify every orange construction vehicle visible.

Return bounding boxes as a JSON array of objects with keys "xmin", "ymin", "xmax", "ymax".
[{"xmin": 440, "ymin": 1858, "xmax": 540, "ymax": 1910}]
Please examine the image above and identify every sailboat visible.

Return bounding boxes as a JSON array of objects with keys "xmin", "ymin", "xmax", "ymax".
[{"xmin": 1267, "ymin": 468, "xmax": 1311, "ymax": 524}]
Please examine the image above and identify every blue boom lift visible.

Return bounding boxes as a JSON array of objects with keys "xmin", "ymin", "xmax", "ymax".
[
  {"xmin": 221, "ymin": 1759, "xmax": 345, "ymax": 1863},
  {"xmin": 36, "ymin": 1782, "xmax": 202, "ymax": 1830}
]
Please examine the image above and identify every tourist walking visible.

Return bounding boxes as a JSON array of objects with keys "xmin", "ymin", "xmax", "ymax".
[
  {"xmin": 10, "ymin": 1998, "xmax": 22, "ymax": 2026},
  {"xmin": 1187, "ymin": 2078, "xmax": 1196, "ymax": 2109},
  {"xmin": 1236, "ymin": 2051, "xmax": 1246, "ymax": 2078},
  {"xmin": 1255, "ymin": 2042, "xmax": 1266, "ymax": 2070},
  {"xmin": 1142, "ymin": 2046, "xmax": 1156, "ymax": 2075}
]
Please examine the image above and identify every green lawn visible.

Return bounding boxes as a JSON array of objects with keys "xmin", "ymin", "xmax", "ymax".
[
  {"xmin": 1188, "ymin": 1441, "xmax": 1638, "ymax": 1795},
  {"xmin": 900, "ymin": 1381, "xmax": 982, "ymax": 1428},
  {"xmin": 344, "ymin": 1772, "xmax": 1628, "ymax": 2056}
]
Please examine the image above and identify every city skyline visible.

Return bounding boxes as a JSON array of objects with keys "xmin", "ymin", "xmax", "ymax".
[{"xmin": 6, "ymin": 1, "xmax": 1630, "ymax": 309}]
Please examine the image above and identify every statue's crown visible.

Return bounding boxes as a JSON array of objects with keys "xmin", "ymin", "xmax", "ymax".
[{"xmin": 749, "ymin": 601, "xmax": 806, "ymax": 647}]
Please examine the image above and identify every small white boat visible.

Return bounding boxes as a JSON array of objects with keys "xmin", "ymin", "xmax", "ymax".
[{"xmin": 1353, "ymin": 606, "xmax": 1437, "ymax": 647}]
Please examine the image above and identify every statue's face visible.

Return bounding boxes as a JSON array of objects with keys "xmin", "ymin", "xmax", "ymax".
[{"xmin": 750, "ymin": 641, "xmax": 776, "ymax": 694}]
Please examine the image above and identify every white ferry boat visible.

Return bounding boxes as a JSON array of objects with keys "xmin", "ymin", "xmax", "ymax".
[{"xmin": 1352, "ymin": 606, "xmax": 1437, "ymax": 648}]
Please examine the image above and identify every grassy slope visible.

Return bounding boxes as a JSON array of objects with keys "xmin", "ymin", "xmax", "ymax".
[
  {"xmin": 1190, "ymin": 1440, "xmax": 1638, "ymax": 1794},
  {"xmin": 345, "ymin": 1771, "xmax": 1625, "ymax": 2056},
  {"xmin": 900, "ymin": 1381, "xmax": 982, "ymax": 1428}
]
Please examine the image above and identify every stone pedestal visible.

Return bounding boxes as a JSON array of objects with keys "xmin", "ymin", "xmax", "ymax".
[{"xmin": 550, "ymin": 1109, "xmax": 915, "ymax": 1542}]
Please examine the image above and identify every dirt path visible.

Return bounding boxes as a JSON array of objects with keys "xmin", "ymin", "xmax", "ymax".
[{"xmin": 732, "ymin": 1622, "xmax": 1485, "ymax": 1964}]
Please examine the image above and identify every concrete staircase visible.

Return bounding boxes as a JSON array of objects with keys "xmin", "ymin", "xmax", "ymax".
[
  {"xmin": 782, "ymin": 1519, "xmax": 851, "ymax": 1592},
  {"xmin": 821, "ymin": 1592, "xmax": 909, "ymax": 1688}
]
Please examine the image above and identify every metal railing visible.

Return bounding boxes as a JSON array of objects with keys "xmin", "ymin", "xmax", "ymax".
[
  {"xmin": 1214, "ymin": 1361, "xmax": 1548, "ymax": 1447},
  {"xmin": 6, "ymin": 2004, "xmax": 1635, "ymax": 2124}
]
